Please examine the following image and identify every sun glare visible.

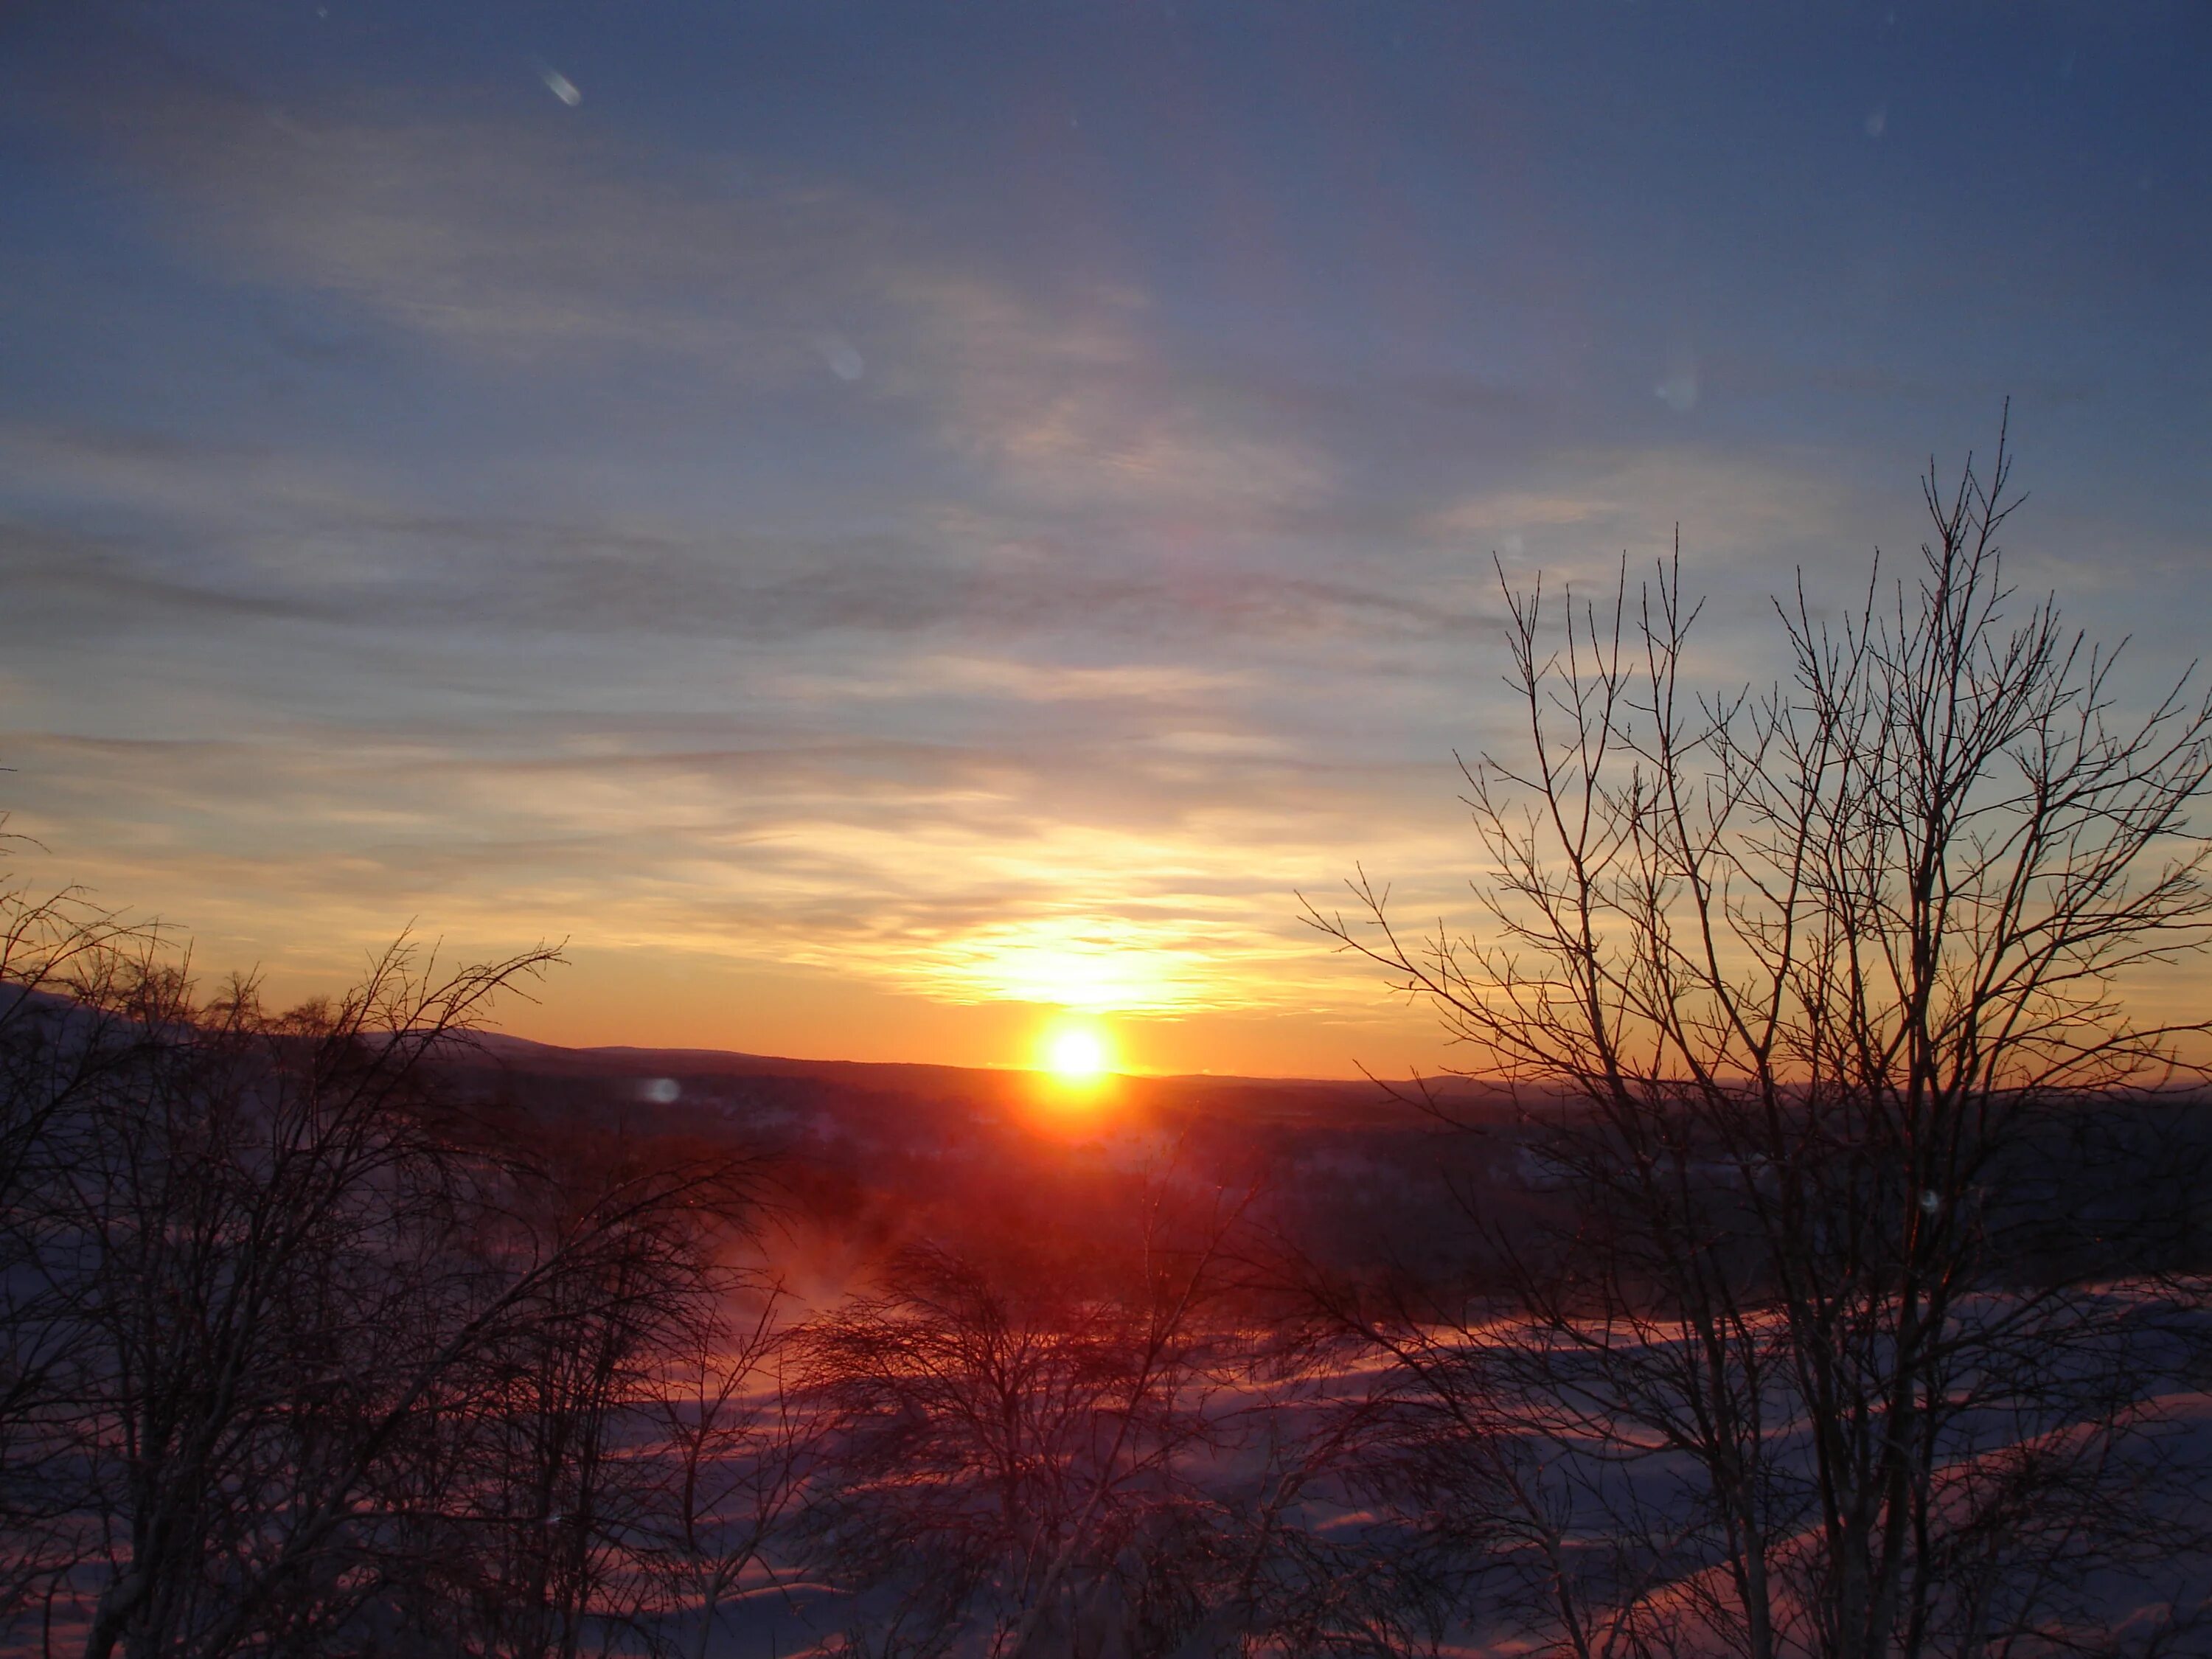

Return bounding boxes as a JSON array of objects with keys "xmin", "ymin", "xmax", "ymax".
[{"xmin": 1040, "ymin": 1020, "xmax": 1113, "ymax": 1085}]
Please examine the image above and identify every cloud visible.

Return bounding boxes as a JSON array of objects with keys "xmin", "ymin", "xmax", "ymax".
[
  {"xmin": 765, "ymin": 655, "xmax": 1251, "ymax": 706},
  {"xmin": 83, "ymin": 89, "xmax": 902, "ymax": 378},
  {"xmin": 9, "ymin": 65, "xmax": 2062, "ymax": 1036},
  {"xmin": 0, "ymin": 707, "xmax": 1471, "ymax": 1017},
  {"xmin": 0, "ymin": 416, "xmax": 1886, "ymax": 1026},
  {"xmin": 72, "ymin": 75, "xmax": 1354, "ymax": 519},
  {"xmin": 1422, "ymin": 446, "xmax": 1855, "ymax": 561},
  {"xmin": 0, "ymin": 416, "xmax": 1480, "ymax": 657}
]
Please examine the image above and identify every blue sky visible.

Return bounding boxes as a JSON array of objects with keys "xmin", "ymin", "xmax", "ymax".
[{"xmin": 2, "ymin": 1, "xmax": 2207, "ymax": 1074}]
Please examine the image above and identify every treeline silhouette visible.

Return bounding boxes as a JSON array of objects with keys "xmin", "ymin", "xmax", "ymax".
[{"xmin": 3, "ymin": 908, "xmax": 2208, "ymax": 1659}]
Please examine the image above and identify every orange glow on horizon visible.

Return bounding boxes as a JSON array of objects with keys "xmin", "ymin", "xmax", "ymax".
[{"xmin": 1023, "ymin": 1015, "xmax": 1130, "ymax": 1134}]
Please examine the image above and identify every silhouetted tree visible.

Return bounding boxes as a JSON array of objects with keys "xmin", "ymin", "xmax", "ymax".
[
  {"xmin": 0, "ymin": 900, "xmax": 771, "ymax": 1659},
  {"xmin": 0, "ymin": 846, "xmax": 153, "ymax": 1627},
  {"xmin": 48, "ymin": 947, "xmax": 575, "ymax": 1659},
  {"xmin": 639, "ymin": 1282, "xmax": 827, "ymax": 1659},
  {"xmin": 1310, "ymin": 418, "xmax": 2212, "ymax": 1658},
  {"xmin": 799, "ymin": 1189, "xmax": 1257, "ymax": 1658},
  {"xmin": 451, "ymin": 1119, "xmax": 755, "ymax": 1659}
]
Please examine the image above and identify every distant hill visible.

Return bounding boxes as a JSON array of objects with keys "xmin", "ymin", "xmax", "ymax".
[
  {"xmin": 451, "ymin": 1027, "xmax": 1525, "ymax": 1130},
  {"xmin": 434, "ymin": 1030, "xmax": 1543, "ymax": 1284}
]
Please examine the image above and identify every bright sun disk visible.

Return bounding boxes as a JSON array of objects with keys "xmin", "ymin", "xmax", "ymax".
[{"xmin": 1042, "ymin": 1023, "xmax": 1111, "ymax": 1083}]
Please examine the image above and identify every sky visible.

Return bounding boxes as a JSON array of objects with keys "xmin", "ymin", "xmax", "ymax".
[{"xmin": 1, "ymin": 1, "xmax": 2208, "ymax": 1078}]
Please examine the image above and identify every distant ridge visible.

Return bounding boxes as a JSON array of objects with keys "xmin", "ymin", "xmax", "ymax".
[{"xmin": 457, "ymin": 1028, "xmax": 1508, "ymax": 1130}]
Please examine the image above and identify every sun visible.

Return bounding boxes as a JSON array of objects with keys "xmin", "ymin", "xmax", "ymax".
[{"xmin": 1040, "ymin": 1020, "xmax": 1113, "ymax": 1085}]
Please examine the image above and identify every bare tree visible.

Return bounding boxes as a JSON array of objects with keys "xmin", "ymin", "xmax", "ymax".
[
  {"xmin": 0, "ymin": 844, "xmax": 157, "ymax": 1627},
  {"xmin": 1169, "ymin": 1308, "xmax": 1466, "ymax": 1659},
  {"xmin": 1309, "ymin": 418, "xmax": 2212, "ymax": 1659},
  {"xmin": 638, "ymin": 1281, "xmax": 827, "ymax": 1659},
  {"xmin": 43, "ymin": 945, "xmax": 582, "ymax": 1659},
  {"xmin": 798, "ymin": 1186, "xmax": 1256, "ymax": 1659},
  {"xmin": 450, "ymin": 1118, "xmax": 756, "ymax": 1659},
  {"xmin": 0, "ymin": 924, "xmax": 763, "ymax": 1659}
]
